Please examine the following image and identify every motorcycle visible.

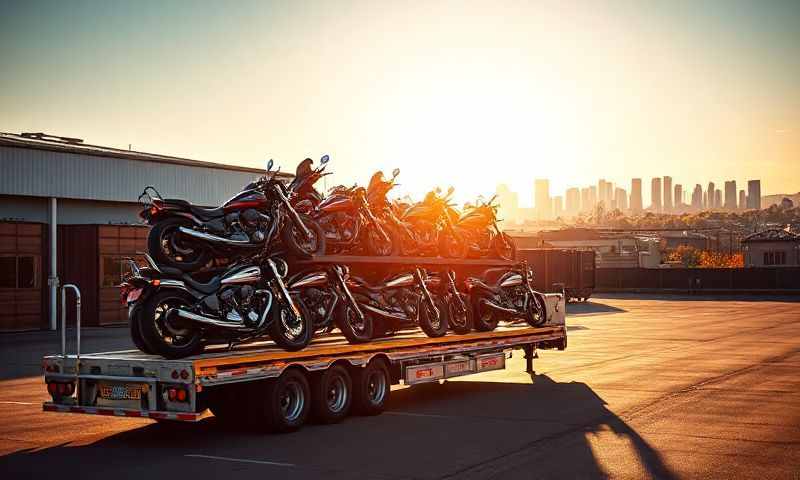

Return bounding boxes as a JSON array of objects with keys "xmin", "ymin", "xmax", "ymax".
[
  {"xmin": 465, "ymin": 260, "xmax": 546, "ymax": 332},
  {"xmin": 396, "ymin": 186, "xmax": 468, "ymax": 258},
  {"xmin": 427, "ymin": 269, "xmax": 474, "ymax": 334},
  {"xmin": 287, "ymin": 265, "xmax": 374, "ymax": 343},
  {"xmin": 313, "ymin": 183, "xmax": 397, "ymax": 256},
  {"xmin": 289, "ymin": 154, "xmax": 332, "ymax": 214},
  {"xmin": 347, "ymin": 267, "xmax": 448, "ymax": 338},
  {"xmin": 121, "ymin": 253, "xmax": 313, "ymax": 359},
  {"xmin": 455, "ymin": 195, "xmax": 516, "ymax": 260},
  {"xmin": 139, "ymin": 159, "xmax": 325, "ymax": 272}
]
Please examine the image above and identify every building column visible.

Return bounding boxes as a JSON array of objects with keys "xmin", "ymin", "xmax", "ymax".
[{"xmin": 49, "ymin": 197, "xmax": 58, "ymax": 331}]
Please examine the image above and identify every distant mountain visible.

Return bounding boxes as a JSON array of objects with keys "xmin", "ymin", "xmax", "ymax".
[{"xmin": 762, "ymin": 192, "xmax": 800, "ymax": 208}]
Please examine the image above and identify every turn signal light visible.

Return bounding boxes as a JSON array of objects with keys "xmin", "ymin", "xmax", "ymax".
[
  {"xmin": 167, "ymin": 388, "xmax": 177, "ymax": 401},
  {"xmin": 176, "ymin": 389, "xmax": 187, "ymax": 402},
  {"xmin": 151, "ymin": 279, "xmax": 161, "ymax": 286}
]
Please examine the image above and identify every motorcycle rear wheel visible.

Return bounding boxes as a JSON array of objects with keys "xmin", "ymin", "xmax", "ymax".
[
  {"xmin": 147, "ymin": 218, "xmax": 210, "ymax": 272},
  {"xmin": 472, "ymin": 294, "xmax": 501, "ymax": 332},
  {"xmin": 139, "ymin": 290, "xmax": 204, "ymax": 359}
]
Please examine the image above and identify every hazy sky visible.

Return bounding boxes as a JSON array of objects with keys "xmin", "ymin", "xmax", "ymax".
[{"xmin": 2, "ymin": 0, "xmax": 798, "ymax": 206}]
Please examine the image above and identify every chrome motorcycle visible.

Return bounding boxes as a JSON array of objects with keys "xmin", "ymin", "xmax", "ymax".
[
  {"xmin": 122, "ymin": 254, "xmax": 313, "ymax": 359},
  {"xmin": 465, "ymin": 261, "xmax": 546, "ymax": 331}
]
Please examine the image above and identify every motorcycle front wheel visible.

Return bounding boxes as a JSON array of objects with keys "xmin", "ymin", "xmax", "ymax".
[
  {"xmin": 365, "ymin": 227, "xmax": 396, "ymax": 257},
  {"xmin": 447, "ymin": 293, "xmax": 474, "ymax": 334},
  {"xmin": 147, "ymin": 218, "xmax": 210, "ymax": 272},
  {"xmin": 269, "ymin": 296, "xmax": 314, "ymax": 351},
  {"xmin": 419, "ymin": 296, "xmax": 448, "ymax": 338},
  {"xmin": 139, "ymin": 289, "xmax": 204, "ymax": 359},
  {"xmin": 282, "ymin": 214, "xmax": 326, "ymax": 258},
  {"xmin": 335, "ymin": 302, "xmax": 373, "ymax": 343},
  {"xmin": 526, "ymin": 293, "xmax": 547, "ymax": 327},
  {"xmin": 491, "ymin": 232, "xmax": 517, "ymax": 261},
  {"xmin": 438, "ymin": 230, "xmax": 469, "ymax": 259}
]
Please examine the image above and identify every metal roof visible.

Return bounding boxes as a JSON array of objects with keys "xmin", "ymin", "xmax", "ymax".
[{"xmin": 741, "ymin": 228, "xmax": 800, "ymax": 243}]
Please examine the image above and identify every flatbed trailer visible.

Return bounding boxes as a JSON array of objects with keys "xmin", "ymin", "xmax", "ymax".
[{"xmin": 42, "ymin": 255, "xmax": 567, "ymax": 432}]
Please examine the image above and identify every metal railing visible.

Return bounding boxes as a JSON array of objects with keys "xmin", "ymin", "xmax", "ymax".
[{"xmin": 60, "ymin": 284, "xmax": 81, "ymax": 393}]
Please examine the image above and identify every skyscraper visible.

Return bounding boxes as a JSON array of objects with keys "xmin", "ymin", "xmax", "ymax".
[
  {"xmin": 707, "ymin": 182, "xmax": 715, "ymax": 209},
  {"xmin": 651, "ymin": 177, "xmax": 662, "ymax": 212},
  {"xmin": 663, "ymin": 176, "xmax": 673, "ymax": 211},
  {"xmin": 565, "ymin": 187, "xmax": 580, "ymax": 216},
  {"xmin": 588, "ymin": 186, "xmax": 597, "ymax": 213},
  {"xmin": 580, "ymin": 187, "xmax": 591, "ymax": 214},
  {"xmin": 738, "ymin": 190, "xmax": 746, "ymax": 210},
  {"xmin": 495, "ymin": 184, "xmax": 519, "ymax": 224},
  {"xmin": 714, "ymin": 189, "xmax": 722, "ymax": 209},
  {"xmin": 724, "ymin": 181, "xmax": 737, "ymax": 210},
  {"xmin": 691, "ymin": 184, "xmax": 703, "ymax": 210},
  {"xmin": 614, "ymin": 187, "xmax": 628, "ymax": 212},
  {"xmin": 553, "ymin": 196, "xmax": 563, "ymax": 218},
  {"xmin": 747, "ymin": 180, "xmax": 761, "ymax": 209},
  {"xmin": 535, "ymin": 179, "xmax": 551, "ymax": 220},
  {"xmin": 598, "ymin": 179, "xmax": 611, "ymax": 209},
  {"xmin": 674, "ymin": 184, "xmax": 682, "ymax": 211},
  {"xmin": 630, "ymin": 178, "xmax": 643, "ymax": 213}
]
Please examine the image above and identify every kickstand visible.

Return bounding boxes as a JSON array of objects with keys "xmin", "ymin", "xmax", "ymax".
[{"xmin": 523, "ymin": 344, "xmax": 537, "ymax": 378}]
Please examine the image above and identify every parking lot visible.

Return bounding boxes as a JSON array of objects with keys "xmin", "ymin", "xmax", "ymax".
[{"xmin": 1, "ymin": 294, "xmax": 798, "ymax": 479}]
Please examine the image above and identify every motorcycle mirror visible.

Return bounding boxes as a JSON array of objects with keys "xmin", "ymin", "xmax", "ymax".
[
  {"xmin": 392, "ymin": 168, "xmax": 400, "ymax": 178},
  {"xmin": 320, "ymin": 154, "xmax": 330, "ymax": 164},
  {"xmin": 447, "ymin": 186, "xmax": 455, "ymax": 196},
  {"xmin": 435, "ymin": 187, "xmax": 442, "ymax": 194},
  {"xmin": 267, "ymin": 159, "xmax": 274, "ymax": 171}
]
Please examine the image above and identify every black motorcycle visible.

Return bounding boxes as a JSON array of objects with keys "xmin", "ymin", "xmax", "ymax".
[
  {"xmin": 465, "ymin": 261, "xmax": 546, "ymax": 331},
  {"xmin": 428, "ymin": 269, "xmax": 473, "ymax": 334},
  {"xmin": 122, "ymin": 253, "xmax": 313, "ymax": 358},
  {"xmin": 287, "ymin": 265, "xmax": 374, "ymax": 343},
  {"xmin": 289, "ymin": 155, "xmax": 332, "ymax": 214},
  {"xmin": 348, "ymin": 267, "xmax": 448, "ymax": 338},
  {"xmin": 140, "ymin": 159, "xmax": 325, "ymax": 272}
]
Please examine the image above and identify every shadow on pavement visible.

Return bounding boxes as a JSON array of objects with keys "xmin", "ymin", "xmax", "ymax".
[
  {"xmin": 594, "ymin": 292, "xmax": 800, "ymax": 303},
  {"xmin": 566, "ymin": 300, "xmax": 626, "ymax": 316},
  {"xmin": 0, "ymin": 375, "xmax": 675, "ymax": 479}
]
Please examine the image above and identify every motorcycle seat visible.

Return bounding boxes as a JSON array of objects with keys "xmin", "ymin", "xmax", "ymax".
[
  {"xmin": 190, "ymin": 205, "xmax": 225, "ymax": 220},
  {"xmin": 159, "ymin": 266, "xmax": 185, "ymax": 278},
  {"xmin": 182, "ymin": 274, "xmax": 222, "ymax": 295},
  {"xmin": 348, "ymin": 276, "xmax": 383, "ymax": 292}
]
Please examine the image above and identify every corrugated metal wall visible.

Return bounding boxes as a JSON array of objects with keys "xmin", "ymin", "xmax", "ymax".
[{"xmin": 0, "ymin": 146, "xmax": 261, "ymax": 206}]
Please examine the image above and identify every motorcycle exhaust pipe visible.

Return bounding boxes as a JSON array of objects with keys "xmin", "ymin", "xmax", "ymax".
[
  {"xmin": 359, "ymin": 303, "xmax": 408, "ymax": 322},
  {"xmin": 172, "ymin": 308, "xmax": 252, "ymax": 331},
  {"xmin": 479, "ymin": 299, "xmax": 522, "ymax": 317},
  {"xmin": 177, "ymin": 227, "xmax": 254, "ymax": 246}
]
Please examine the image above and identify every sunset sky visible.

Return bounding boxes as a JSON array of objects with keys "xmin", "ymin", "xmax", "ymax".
[{"xmin": 2, "ymin": 0, "xmax": 798, "ymax": 206}]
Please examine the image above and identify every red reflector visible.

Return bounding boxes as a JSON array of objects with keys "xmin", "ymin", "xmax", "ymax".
[
  {"xmin": 180, "ymin": 369, "xmax": 189, "ymax": 380},
  {"xmin": 168, "ymin": 388, "xmax": 177, "ymax": 401},
  {"xmin": 57, "ymin": 383, "xmax": 66, "ymax": 394},
  {"xmin": 152, "ymin": 279, "xmax": 161, "ymax": 286},
  {"xmin": 176, "ymin": 389, "xmax": 187, "ymax": 402},
  {"xmin": 47, "ymin": 383, "xmax": 57, "ymax": 394}
]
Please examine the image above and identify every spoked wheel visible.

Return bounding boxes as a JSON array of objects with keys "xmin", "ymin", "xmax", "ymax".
[
  {"xmin": 147, "ymin": 218, "xmax": 210, "ymax": 271},
  {"xmin": 419, "ymin": 297, "xmax": 447, "ymax": 338},
  {"xmin": 270, "ymin": 296, "xmax": 313, "ymax": 351},
  {"xmin": 253, "ymin": 369, "xmax": 310, "ymax": 433},
  {"xmin": 365, "ymin": 228, "xmax": 395, "ymax": 256},
  {"xmin": 335, "ymin": 301, "xmax": 374, "ymax": 343},
  {"xmin": 491, "ymin": 232, "xmax": 516, "ymax": 261},
  {"xmin": 526, "ymin": 293, "xmax": 547, "ymax": 327},
  {"xmin": 447, "ymin": 293, "xmax": 473, "ymax": 334},
  {"xmin": 139, "ymin": 290, "xmax": 203, "ymax": 359},
  {"xmin": 439, "ymin": 231, "xmax": 469, "ymax": 259},
  {"xmin": 282, "ymin": 214, "xmax": 326, "ymax": 257},
  {"xmin": 353, "ymin": 359, "xmax": 390, "ymax": 416},
  {"xmin": 311, "ymin": 365, "xmax": 352, "ymax": 424}
]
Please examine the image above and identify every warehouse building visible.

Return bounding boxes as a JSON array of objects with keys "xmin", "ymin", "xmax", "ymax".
[{"xmin": 0, "ymin": 132, "xmax": 286, "ymax": 331}]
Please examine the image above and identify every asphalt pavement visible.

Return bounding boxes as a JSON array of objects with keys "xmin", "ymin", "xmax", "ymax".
[{"xmin": 0, "ymin": 294, "xmax": 798, "ymax": 479}]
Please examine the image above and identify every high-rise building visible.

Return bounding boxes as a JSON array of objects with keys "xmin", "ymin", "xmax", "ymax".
[
  {"xmin": 738, "ymin": 190, "xmax": 746, "ymax": 210},
  {"xmin": 747, "ymin": 180, "xmax": 761, "ymax": 209},
  {"xmin": 580, "ymin": 187, "xmax": 591, "ymax": 214},
  {"xmin": 588, "ymin": 186, "xmax": 597, "ymax": 213},
  {"xmin": 565, "ymin": 187, "xmax": 580, "ymax": 216},
  {"xmin": 495, "ymin": 184, "xmax": 519, "ymax": 224},
  {"xmin": 724, "ymin": 181, "xmax": 737, "ymax": 210},
  {"xmin": 663, "ymin": 176, "xmax": 673, "ymax": 211},
  {"xmin": 535, "ymin": 179, "xmax": 551, "ymax": 220},
  {"xmin": 597, "ymin": 179, "xmax": 610, "ymax": 209},
  {"xmin": 691, "ymin": 184, "xmax": 703, "ymax": 210},
  {"xmin": 614, "ymin": 187, "xmax": 628, "ymax": 212},
  {"xmin": 651, "ymin": 177, "xmax": 662, "ymax": 212},
  {"xmin": 707, "ymin": 182, "xmax": 715, "ymax": 209},
  {"xmin": 714, "ymin": 189, "xmax": 722, "ymax": 209},
  {"xmin": 630, "ymin": 178, "xmax": 643, "ymax": 213},
  {"xmin": 674, "ymin": 184, "xmax": 682, "ymax": 211},
  {"xmin": 553, "ymin": 196, "xmax": 563, "ymax": 218}
]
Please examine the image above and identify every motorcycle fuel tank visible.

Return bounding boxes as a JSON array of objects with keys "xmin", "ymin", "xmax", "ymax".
[
  {"xmin": 384, "ymin": 273, "xmax": 416, "ymax": 288},
  {"xmin": 223, "ymin": 190, "xmax": 269, "ymax": 213},
  {"xmin": 499, "ymin": 273, "xmax": 523, "ymax": 287},
  {"xmin": 318, "ymin": 195, "xmax": 354, "ymax": 213}
]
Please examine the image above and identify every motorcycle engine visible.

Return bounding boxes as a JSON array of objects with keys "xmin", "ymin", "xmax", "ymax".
[
  {"xmin": 319, "ymin": 213, "xmax": 353, "ymax": 240},
  {"xmin": 240, "ymin": 209, "xmax": 271, "ymax": 243},
  {"xmin": 218, "ymin": 285, "xmax": 262, "ymax": 327}
]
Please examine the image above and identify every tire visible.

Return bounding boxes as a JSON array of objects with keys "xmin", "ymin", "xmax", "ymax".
[
  {"xmin": 139, "ymin": 289, "xmax": 204, "ymax": 359},
  {"xmin": 129, "ymin": 304, "xmax": 155, "ymax": 354},
  {"xmin": 269, "ymin": 296, "xmax": 314, "ymax": 351},
  {"xmin": 147, "ymin": 217, "xmax": 210, "ymax": 272},
  {"xmin": 472, "ymin": 293, "xmax": 500, "ymax": 332},
  {"xmin": 491, "ymin": 232, "xmax": 516, "ymax": 261},
  {"xmin": 365, "ymin": 226, "xmax": 396, "ymax": 257},
  {"xmin": 281, "ymin": 214, "xmax": 326, "ymax": 258},
  {"xmin": 419, "ymin": 296, "xmax": 447, "ymax": 338},
  {"xmin": 526, "ymin": 293, "xmax": 547, "ymax": 327},
  {"xmin": 252, "ymin": 369, "xmax": 311, "ymax": 433},
  {"xmin": 352, "ymin": 359, "xmax": 390, "ymax": 416},
  {"xmin": 335, "ymin": 301, "xmax": 374, "ymax": 343},
  {"xmin": 438, "ymin": 230, "xmax": 468, "ymax": 259},
  {"xmin": 311, "ymin": 365, "xmax": 352, "ymax": 424},
  {"xmin": 447, "ymin": 293, "xmax": 473, "ymax": 334}
]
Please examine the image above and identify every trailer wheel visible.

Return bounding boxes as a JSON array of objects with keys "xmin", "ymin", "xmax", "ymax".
[
  {"xmin": 353, "ymin": 359, "xmax": 390, "ymax": 416},
  {"xmin": 253, "ymin": 369, "xmax": 310, "ymax": 433},
  {"xmin": 311, "ymin": 365, "xmax": 352, "ymax": 424}
]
